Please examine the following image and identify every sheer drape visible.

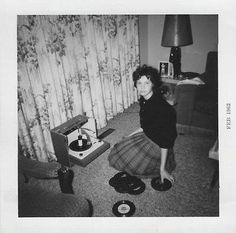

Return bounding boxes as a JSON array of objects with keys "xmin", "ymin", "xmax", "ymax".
[{"xmin": 17, "ymin": 15, "xmax": 139, "ymax": 161}]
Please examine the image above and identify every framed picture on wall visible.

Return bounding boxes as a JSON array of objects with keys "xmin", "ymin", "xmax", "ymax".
[{"xmin": 159, "ymin": 61, "xmax": 173, "ymax": 78}]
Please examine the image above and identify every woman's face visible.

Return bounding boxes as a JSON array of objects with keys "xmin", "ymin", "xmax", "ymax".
[{"xmin": 136, "ymin": 75, "xmax": 153, "ymax": 100}]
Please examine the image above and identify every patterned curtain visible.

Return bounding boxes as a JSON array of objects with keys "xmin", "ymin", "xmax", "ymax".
[{"xmin": 17, "ymin": 15, "xmax": 140, "ymax": 162}]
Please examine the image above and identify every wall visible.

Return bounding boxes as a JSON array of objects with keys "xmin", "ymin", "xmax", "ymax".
[{"xmin": 139, "ymin": 15, "xmax": 218, "ymax": 74}]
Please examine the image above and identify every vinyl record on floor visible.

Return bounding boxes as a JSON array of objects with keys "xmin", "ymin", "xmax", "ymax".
[
  {"xmin": 114, "ymin": 184, "xmax": 129, "ymax": 194},
  {"xmin": 127, "ymin": 176, "xmax": 143, "ymax": 189},
  {"xmin": 151, "ymin": 177, "xmax": 172, "ymax": 191},
  {"xmin": 108, "ymin": 172, "xmax": 132, "ymax": 190},
  {"xmin": 108, "ymin": 176, "xmax": 117, "ymax": 187},
  {"xmin": 112, "ymin": 200, "xmax": 136, "ymax": 217},
  {"xmin": 128, "ymin": 181, "xmax": 146, "ymax": 195},
  {"xmin": 109, "ymin": 172, "xmax": 145, "ymax": 195},
  {"xmin": 108, "ymin": 172, "xmax": 129, "ymax": 187},
  {"xmin": 114, "ymin": 172, "xmax": 131, "ymax": 181}
]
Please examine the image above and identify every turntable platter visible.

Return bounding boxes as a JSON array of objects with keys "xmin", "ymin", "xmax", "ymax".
[{"xmin": 69, "ymin": 140, "xmax": 92, "ymax": 151}]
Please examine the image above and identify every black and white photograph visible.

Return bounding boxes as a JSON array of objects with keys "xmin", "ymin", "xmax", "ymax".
[
  {"xmin": 17, "ymin": 14, "xmax": 219, "ymax": 218},
  {"xmin": 159, "ymin": 61, "xmax": 172, "ymax": 78},
  {"xmin": 1, "ymin": 1, "xmax": 236, "ymax": 233}
]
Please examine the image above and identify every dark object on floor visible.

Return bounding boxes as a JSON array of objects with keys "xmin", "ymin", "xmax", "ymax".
[
  {"xmin": 151, "ymin": 177, "xmax": 172, "ymax": 191},
  {"xmin": 109, "ymin": 172, "xmax": 146, "ymax": 195},
  {"xmin": 174, "ymin": 51, "xmax": 218, "ymax": 131},
  {"xmin": 18, "ymin": 143, "xmax": 92, "ymax": 217},
  {"xmin": 112, "ymin": 200, "xmax": 136, "ymax": 217},
  {"xmin": 58, "ymin": 167, "xmax": 74, "ymax": 194},
  {"xmin": 97, "ymin": 128, "xmax": 115, "ymax": 140},
  {"xmin": 109, "ymin": 172, "xmax": 131, "ymax": 188},
  {"xmin": 127, "ymin": 182, "xmax": 145, "ymax": 195}
]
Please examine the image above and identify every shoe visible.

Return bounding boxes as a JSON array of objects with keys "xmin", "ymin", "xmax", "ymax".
[{"xmin": 58, "ymin": 167, "xmax": 74, "ymax": 194}]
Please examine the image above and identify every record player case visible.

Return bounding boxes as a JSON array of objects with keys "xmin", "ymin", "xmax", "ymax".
[{"xmin": 50, "ymin": 115, "xmax": 110, "ymax": 167}]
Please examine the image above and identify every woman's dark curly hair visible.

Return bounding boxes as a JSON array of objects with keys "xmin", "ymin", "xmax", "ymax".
[{"xmin": 132, "ymin": 65, "xmax": 162, "ymax": 92}]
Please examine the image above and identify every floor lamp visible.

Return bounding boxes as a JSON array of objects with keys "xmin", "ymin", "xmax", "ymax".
[{"xmin": 161, "ymin": 15, "xmax": 193, "ymax": 79}]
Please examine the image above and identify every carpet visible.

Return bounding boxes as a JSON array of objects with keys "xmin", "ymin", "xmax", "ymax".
[{"xmin": 70, "ymin": 103, "xmax": 219, "ymax": 217}]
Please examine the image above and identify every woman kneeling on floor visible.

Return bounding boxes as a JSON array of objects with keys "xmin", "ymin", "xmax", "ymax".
[{"xmin": 108, "ymin": 65, "xmax": 177, "ymax": 183}]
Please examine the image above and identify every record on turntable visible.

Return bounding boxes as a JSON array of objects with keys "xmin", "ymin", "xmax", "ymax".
[
  {"xmin": 69, "ymin": 128, "xmax": 92, "ymax": 151},
  {"xmin": 112, "ymin": 200, "xmax": 135, "ymax": 217},
  {"xmin": 69, "ymin": 140, "xmax": 92, "ymax": 151}
]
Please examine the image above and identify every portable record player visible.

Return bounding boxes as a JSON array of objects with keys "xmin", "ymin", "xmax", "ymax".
[{"xmin": 50, "ymin": 115, "xmax": 110, "ymax": 167}]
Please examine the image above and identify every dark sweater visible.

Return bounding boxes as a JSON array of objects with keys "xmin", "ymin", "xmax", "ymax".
[{"xmin": 139, "ymin": 93, "xmax": 177, "ymax": 148}]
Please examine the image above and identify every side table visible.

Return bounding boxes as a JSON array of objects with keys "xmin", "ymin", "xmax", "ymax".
[{"xmin": 161, "ymin": 77, "xmax": 179, "ymax": 85}]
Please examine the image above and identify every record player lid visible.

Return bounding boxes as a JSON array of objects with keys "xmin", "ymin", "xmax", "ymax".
[{"xmin": 51, "ymin": 115, "xmax": 88, "ymax": 135}]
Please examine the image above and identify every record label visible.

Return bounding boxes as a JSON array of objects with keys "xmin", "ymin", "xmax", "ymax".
[
  {"xmin": 112, "ymin": 200, "xmax": 135, "ymax": 217},
  {"xmin": 118, "ymin": 204, "xmax": 130, "ymax": 214}
]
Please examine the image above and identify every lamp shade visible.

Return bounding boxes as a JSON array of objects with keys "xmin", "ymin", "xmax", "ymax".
[{"xmin": 161, "ymin": 15, "xmax": 193, "ymax": 47}]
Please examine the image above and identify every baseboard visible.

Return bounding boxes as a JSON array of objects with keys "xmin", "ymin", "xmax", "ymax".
[{"xmin": 176, "ymin": 123, "xmax": 216, "ymax": 136}]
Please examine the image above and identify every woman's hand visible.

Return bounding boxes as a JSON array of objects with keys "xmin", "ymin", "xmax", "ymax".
[
  {"xmin": 160, "ymin": 148, "xmax": 174, "ymax": 184},
  {"xmin": 160, "ymin": 168, "xmax": 174, "ymax": 184}
]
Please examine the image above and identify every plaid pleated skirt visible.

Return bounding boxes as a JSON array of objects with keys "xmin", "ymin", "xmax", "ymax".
[{"xmin": 108, "ymin": 132, "xmax": 176, "ymax": 178}]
